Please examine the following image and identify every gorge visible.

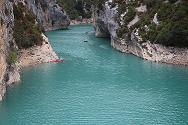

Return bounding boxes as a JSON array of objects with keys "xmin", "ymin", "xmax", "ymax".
[
  {"xmin": 0, "ymin": 24, "xmax": 188, "ymax": 125},
  {"xmin": 0, "ymin": 0, "xmax": 188, "ymax": 124}
]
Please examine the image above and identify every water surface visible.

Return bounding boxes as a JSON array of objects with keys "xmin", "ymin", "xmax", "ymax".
[{"xmin": 0, "ymin": 25, "xmax": 188, "ymax": 125}]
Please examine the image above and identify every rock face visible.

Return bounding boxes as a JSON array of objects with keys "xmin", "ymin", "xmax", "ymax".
[
  {"xmin": 0, "ymin": 0, "xmax": 20, "ymax": 100},
  {"xmin": 0, "ymin": 0, "xmax": 69, "ymax": 101},
  {"xmin": 93, "ymin": 4, "xmax": 118, "ymax": 38},
  {"xmin": 16, "ymin": 0, "xmax": 70, "ymax": 31},
  {"xmin": 93, "ymin": 2, "xmax": 188, "ymax": 66},
  {"xmin": 112, "ymin": 36, "xmax": 188, "ymax": 65}
]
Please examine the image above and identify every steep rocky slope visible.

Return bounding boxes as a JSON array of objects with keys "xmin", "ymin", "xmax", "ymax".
[
  {"xmin": 0, "ymin": 0, "xmax": 69, "ymax": 101},
  {"xmin": 24, "ymin": 0, "xmax": 70, "ymax": 31},
  {"xmin": 0, "ymin": 0, "xmax": 19, "ymax": 100},
  {"xmin": 93, "ymin": 0, "xmax": 188, "ymax": 65}
]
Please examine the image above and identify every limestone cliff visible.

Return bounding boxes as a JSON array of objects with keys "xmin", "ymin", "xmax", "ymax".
[
  {"xmin": 93, "ymin": 0, "xmax": 188, "ymax": 66},
  {"xmin": 0, "ymin": 0, "xmax": 20, "ymax": 100},
  {"xmin": 0, "ymin": 0, "xmax": 69, "ymax": 101},
  {"xmin": 93, "ymin": 2, "xmax": 118, "ymax": 38},
  {"xmin": 14, "ymin": 0, "xmax": 70, "ymax": 31}
]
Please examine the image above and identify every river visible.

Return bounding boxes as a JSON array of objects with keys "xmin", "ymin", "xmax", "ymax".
[{"xmin": 0, "ymin": 24, "xmax": 188, "ymax": 124}]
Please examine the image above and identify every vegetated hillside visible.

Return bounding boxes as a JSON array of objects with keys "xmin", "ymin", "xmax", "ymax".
[
  {"xmin": 113, "ymin": 0, "xmax": 188, "ymax": 48},
  {"xmin": 57, "ymin": 0, "xmax": 92, "ymax": 20},
  {"xmin": 86, "ymin": 0, "xmax": 188, "ymax": 48},
  {"xmin": 13, "ymin": 2, "xmax": 43, "ymax": 49}
]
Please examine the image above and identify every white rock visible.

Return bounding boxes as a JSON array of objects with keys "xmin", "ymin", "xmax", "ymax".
[
  {"xmin": 127, "ymin": 15, "xmax": 139, "ymax": 28},
  {"xmin": 153, "ymin": 13, "xmax": 159, "ymax": 25},
  {"xmin": 136, "ymin": 5, "xmax": 147, "ymax": 12}
]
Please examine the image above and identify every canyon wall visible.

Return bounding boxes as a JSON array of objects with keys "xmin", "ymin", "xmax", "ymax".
[
  {"xmin": 23, "ymin": 0, "xmax": 70, "ymax": 31},
  {"xmin": 93, "ymin": 0, "xmax": 188, "ymax": 66},
  {"xmin": 0, "ymin": 0, "xmax": 19, "ymax": 100}
]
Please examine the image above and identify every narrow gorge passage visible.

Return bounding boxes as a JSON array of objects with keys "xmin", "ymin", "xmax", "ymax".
[{"xmin": 0, "ymin": 25, "xmax": 188, "ymax": 125}]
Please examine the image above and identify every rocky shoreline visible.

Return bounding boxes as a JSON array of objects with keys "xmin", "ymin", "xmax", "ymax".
[
  {"xmin": 16, "ymin": 34, "xmax": 59, "ymax": 69},
  {"xmin": 70, "ymin": 18, "xmax": 93, "ymax": 25},
  {"xmin": 112, "ymin": 37, "xmax": 188, "ymax": 66},
  {"xmin": 0, "ymin": 33, "xmax": 59, "ymax": 101}
]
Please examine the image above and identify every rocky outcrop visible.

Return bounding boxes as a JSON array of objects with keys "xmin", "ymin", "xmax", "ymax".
[
  {"xmin": 16, "ymin": 34, "xmax": 59, "ymax": 68},
  {"xmin": 93, "ymin": 3, "xmax": 118, "ymax": 38},
  {"xmin": 93, "ymin": 1, "xmax": 188, "ymax": 66},
  {"xmin": 112, "ymin": 35, "xmax": 188, "ymax": 65}
]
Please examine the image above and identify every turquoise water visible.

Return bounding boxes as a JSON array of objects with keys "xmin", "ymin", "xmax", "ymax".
[{"xmin": 0, "ymin": 25, "xmax": 188, "ymax": 125}]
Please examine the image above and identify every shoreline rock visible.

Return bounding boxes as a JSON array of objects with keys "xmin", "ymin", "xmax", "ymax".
[
  {"xmin": 6, "ymin": 65, "xmax": 20, "ymax": 85},
  {"xmin": 0, "ymin": 84, "xmax": 6, "ymax": 101},
  {"xmin": 16, "ymin": 34, "xmax": 59, "ymax": 69},
  {"xmin": 112, "ymin": 37, "xmax": 188, "ymax": 66},
  {"xmin": 70, "ymin": 18, "xmax": 93, "ymax": 26}
]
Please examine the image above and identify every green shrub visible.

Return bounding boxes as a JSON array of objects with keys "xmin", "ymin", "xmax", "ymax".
[
  {"xmin": 124, "ymin": 6, "xmax": 136, "ymax": 23},
  {"xmin": 136, "ymin": 15, "xmax": 151, "ymax": 28},
  {"xmin": 155, "ymin": 18, "xmax": 188, "ymax": 47},
  {"xmin": 7, "ymin": 49, "xmax": 17, "ymax": 65},
  {"xmin": 117, "ymin": 26, "xmax": 128, "ymax": 38},
  {"xmin": 157, "ymin": 3, "xmax": 174, "ymax": 21},
  {"xmin": 152, "ymin": 2, "xmax": 188, "ymax": 47}
]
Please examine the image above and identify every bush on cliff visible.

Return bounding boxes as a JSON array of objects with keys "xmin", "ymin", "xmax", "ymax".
[
  {"xmin": 13, "ymin": 3, "xmax": 43, "ymax": 49},
  {"xmin": 117, "ymin": 26, "xmax": 128, "ymax": 38},
  {"xmin": 7, "ymin": 49, "xmax": 17, "ymax": 65}
]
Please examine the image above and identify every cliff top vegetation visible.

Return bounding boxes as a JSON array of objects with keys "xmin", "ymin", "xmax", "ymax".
[
  {"xmin": 13, "ymin": 2, "xmax": 43, "ymax": 49},
  {"xmin": 114, "ymin": 0, "xmax": 188, "ymax": 47}
]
